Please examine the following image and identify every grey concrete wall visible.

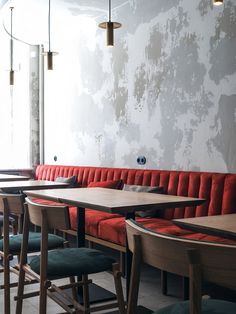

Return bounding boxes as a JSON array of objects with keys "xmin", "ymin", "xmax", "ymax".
[{"xmin": 43, "ymin": 0, "xmax": 236, "ymax": 172}]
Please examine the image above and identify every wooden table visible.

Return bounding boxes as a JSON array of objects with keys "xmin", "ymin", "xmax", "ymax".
[
  {"xmin": 22, "ymin": 187, "xmax": 205, "ymax": 215},
  {"xmin": 0, "ymin": 174, "xmax": 29, "ymax": 182},
  {"xmin": 0, "ymin": 180, "xmax": 69, "ymax": 193},
  {"xmin": 174, "ymin": 213, "xmax": 236, "ymax": 241},
  {"xmin": 24, "ymin": 187, "xmax": 205, "ymax": 303}
]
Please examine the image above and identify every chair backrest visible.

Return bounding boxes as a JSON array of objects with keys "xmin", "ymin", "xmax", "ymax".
[
  {"xmin": 126, "ymin": 219, "xmax": 236, "ymax": 314},
  {"xmin": 25, "ymin": 197, "xmax": 71, "ymax": 230},
  {"xmin": 0, "ymin": 193, "xmax": 25, "ymax": 215}
]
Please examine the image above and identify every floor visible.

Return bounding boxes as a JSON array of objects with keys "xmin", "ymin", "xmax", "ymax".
[
  {"xmin": 1, "ymin": 247, "xmax": 235, "ymax": 313},
  {"xmin": 0, "ymin": 254, "xmax": 181, "ymax": 314}
]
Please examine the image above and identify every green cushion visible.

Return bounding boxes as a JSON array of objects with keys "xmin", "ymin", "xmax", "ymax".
[
  {"xmin": 0, "ymin": 232, "xmax": 65, "ymax": 255},
  {"xmin": 153, "ymin": 299, "xmax": 236, "ymax": 314},
  {"xmin": 29, "ymin": 247, "xmax": 115, "ymax": 278}
]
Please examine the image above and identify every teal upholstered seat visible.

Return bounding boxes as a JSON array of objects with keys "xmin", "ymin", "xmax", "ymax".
[
  {"xmin": 0, "ymin": 232, "xmax": 65, "ymax": 255},
  {"xmin": 29, "ymin": 247, "xmax": 115, "ymax": 278},
  {"xmin": 153, "ymin": 299, "xmax": 236, "ymax": 314}
]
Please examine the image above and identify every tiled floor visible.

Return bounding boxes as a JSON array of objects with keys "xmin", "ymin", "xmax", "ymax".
[
  {"xmin": 0, "ymin": 261, "xmax": 181, "ymax": 313},
  {"xmin": 1, "ymin": 248, "xmax": 235, "ymax": 313}
]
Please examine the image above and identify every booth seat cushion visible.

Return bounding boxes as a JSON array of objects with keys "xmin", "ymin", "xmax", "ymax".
[
  {"xmin": 68, "ymin": 179, "xmax": 124, "ymax": 236},
  {"xmin": 69, "ymin": 207, "xmax": 121, "ymax": 237},
  {"xmin": 30, "ymin": 247, "xmax": 115, "ymax": 279},
  {"xmin": 98, "ymin": 217, "xmax": 176, "ymax": 246},
  {"xmin": 31, "ymin": 198, "xmax": 63, "ymax": 207},
  {"xmin": 153, "ymin": 299, "xmax": 236, "ymax": 314},
  {"xmin": 98, "ymin": 216, "xmax": 236, "ymax": 247},
  {"xmin": 182, "ymin": 232, "xmax": 236, "ymax": 245},
  {"xmin": 31, "ymin": 198, "xmax": 120, "ymax": 238}
]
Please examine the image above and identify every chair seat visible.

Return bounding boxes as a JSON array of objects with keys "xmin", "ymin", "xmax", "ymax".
[
  {"xmin": 29, "ymin": 247, "xmax": 115, "ymax": 278},
  {"xmin": 153, "ymin": 299, "xmax": 236, "ymax": 314},
  {"xmin": 0, "ymin": 232, "xmax": 65, "ymax": 255}
]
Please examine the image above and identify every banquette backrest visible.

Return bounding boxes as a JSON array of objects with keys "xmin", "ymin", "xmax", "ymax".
[{"xmin": 35, "ymin": 165, "xmax": 236, "ymax": 220}]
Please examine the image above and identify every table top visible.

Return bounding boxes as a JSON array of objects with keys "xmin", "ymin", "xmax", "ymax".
[
  {"xmin": 0, "ymin": 174, "xmax": 29, "ymax": 182},
  {"xmin": 174, "ymin": 214, "xmax": 236, "ymax": 240},
  {"xmin": 24, "ymin": 187, "xmax": 205, "ymax": 215},
  {"xmin": 0, "ymin": 180, "xmax": 69, "ymax": 191}
]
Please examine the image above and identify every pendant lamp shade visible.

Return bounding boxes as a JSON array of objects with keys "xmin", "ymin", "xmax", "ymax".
[
  {"xmin": 42, "ymin": 0, "xmax": 58, "ymax": 70},
  {"xmin": 9, "ymin": 7, "xmax": 14, "ymax": 85},
  {"xmin": 99, "ymin": 0, "xmax": 121, "ymax": 46},
  {"xmin": 213, "ymin": 0, "xmax": 223, "ymax": 5}
]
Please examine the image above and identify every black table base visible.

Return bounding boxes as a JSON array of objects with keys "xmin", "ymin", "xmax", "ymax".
[
  {"xmin": 53, "ymin": 283, "xmax": 116, "ymax": 306},
  {"xmin": 104, "ymin": 305, "xmax": 153, "ymax": 313}
]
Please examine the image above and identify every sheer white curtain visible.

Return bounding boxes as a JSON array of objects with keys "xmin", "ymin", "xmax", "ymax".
[{"xmin": 0, "ymin": 28, "xmax": 31, "ymax": 169}]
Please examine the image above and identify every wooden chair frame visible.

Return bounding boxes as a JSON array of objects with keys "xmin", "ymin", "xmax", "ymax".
[
  {"xmin": 126, "ymin": 219, "xmax": 236, "ymax": 314},
  {"xmin": 16, "ymin": 197, "xmax": 126, "ymax": 314},
  {"xmin": 0, "ymin": 193, "xmax": 26, "ymax": 314}
]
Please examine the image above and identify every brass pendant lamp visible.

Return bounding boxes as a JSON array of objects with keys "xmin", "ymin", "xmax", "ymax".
[
  {"xmin": 213, "ymin": 0, "xmax": 223, "ymax": 5},
  {"xmin": 42, "ymin": 0, "xmax": 58, "ymax": 70},
  {"xmin": 9, "ymin": 7, "xmax": 14, "ymax": 85},
  {"xmin": 99, "ymin": 0, "xmax": 121, "ymax": 46}
]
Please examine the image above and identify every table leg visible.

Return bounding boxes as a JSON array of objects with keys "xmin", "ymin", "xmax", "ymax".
[
  {"xmin": 183, "ymin": 276, "xmax": 189, "ymax": 300},
  {"xmin": 76, "ymin": 207, "xmax": 85, "ymax": 247},
  {"xmin": 125, "ymin": 212, "xmax": 135, "ymax": 301},
  {"xmin": 75, "ymin": 207, "xmax": 115, "ymax": 304}
]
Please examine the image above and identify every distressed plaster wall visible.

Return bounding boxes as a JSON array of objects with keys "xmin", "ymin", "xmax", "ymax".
[{"xmin": 44, "ymin": 0, "xmax": 236, "ymax": 172}]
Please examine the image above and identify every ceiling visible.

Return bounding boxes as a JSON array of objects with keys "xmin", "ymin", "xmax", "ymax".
[
  {"xmin": 0, "ymin": 0, "xmax": 129, "ymax": 45},
  {"xmin": 1, "ymin": 0, "xmax": 129, "ymax": 17}
]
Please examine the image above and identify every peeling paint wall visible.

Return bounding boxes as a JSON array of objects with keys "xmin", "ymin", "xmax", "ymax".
[{"xmin": 44, "ymin": 0, "xmax": 236, "ymax": 172}]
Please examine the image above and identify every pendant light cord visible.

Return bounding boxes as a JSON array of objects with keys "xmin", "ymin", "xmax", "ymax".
[
  {"xmin": 48, "ymin": 0, "xmax": 51, "ymax": 52},
  {"xmin": 108, "ymin": 0, "xmax": 111, "ymax": 22},
  {"xmin": 10, "ymin": 7, "xmax": 13, "ymax": 71}
]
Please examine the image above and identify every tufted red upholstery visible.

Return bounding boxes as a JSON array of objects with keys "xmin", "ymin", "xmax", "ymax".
[
  {"xmin": 34, "ymin": 165, "xmax": 236, "ymax": 247},
  {"xmin": 35, "ymin": 165, "xmax": 236, "ymax": 219}
]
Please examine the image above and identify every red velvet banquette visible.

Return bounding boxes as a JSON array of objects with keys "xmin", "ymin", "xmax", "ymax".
[{"xmin": 34, "ymin": 164, "xmax": 236, "ymax": 253}]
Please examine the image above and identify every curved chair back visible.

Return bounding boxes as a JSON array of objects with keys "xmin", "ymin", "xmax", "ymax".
[
  {"xmin": 126, "ymin": 219, "xmax": 236, "ymax": 314},
  {"xmin": 25, "ymin": 197, "xmax": 71, "ymax": 230},
  {"xmin": 0, "ymin": 193, "xmax": 24, "ymax": 216}
]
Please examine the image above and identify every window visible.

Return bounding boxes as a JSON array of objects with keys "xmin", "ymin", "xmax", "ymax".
[{"xmin": 0, "ymin": 28, "xmax": 31, "ymax": 169}]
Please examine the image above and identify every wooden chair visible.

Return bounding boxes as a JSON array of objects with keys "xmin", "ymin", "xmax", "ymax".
[
  {"xmin": 0, "ymin": 193, "xmax": 66, "ymax": 314},
  {"xmin": 126, "ymin": 219, "xmax": 236, "ymax": 314},
  {"xmin": 0, "ymin": 213, "xmax": 18, "ymax": 238},
  {"xmin": 16, "ymin": 197, "xmax": 126, "ymax": 314}
]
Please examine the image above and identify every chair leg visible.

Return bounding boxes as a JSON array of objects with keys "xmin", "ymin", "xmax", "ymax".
[
  {"xmin": 15, "ymin": 266, "xmax": 26, "ymax": 314},
  {"xmin": 161, "ymin": 270, "xmax": 167, "ymax": 295},
  {"xmin": 17, "ymin": 215, "xmax": 22, "ymax": 234},
  {"xmin": 87, "ymin": 241, "xmax": 93, "ymax": 249},
  {"xmin": 4, "ymin": 255, "xmax": 11, "ymax": 314},
  {"xmin": 62, "ymin": 231, "xmax": 68, "ymax": 241},
  {"xmin": 183, "ymin": 276, "xmax": 189, "ymax": 300},
  {"xmin": 69, "ymin": 276, "xmax": 78, "ymax": 302},
  {"xmin": 112, "ymin": 263, "xmax": 126, "ymax": 314},
  {"xmin": 120, "ymin": 251, "xmax": 126, "ymax": 277},
  {"xmin": 82, "ymin": 274, "xmax": 90, "ymax": 313},
  {"xmin": 13, "ymin": 224, "xmax": 18, "ymax": 235},
  {"xmin": 39, "ymin": 280, "xmax": 48, "ymax": 314}
]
